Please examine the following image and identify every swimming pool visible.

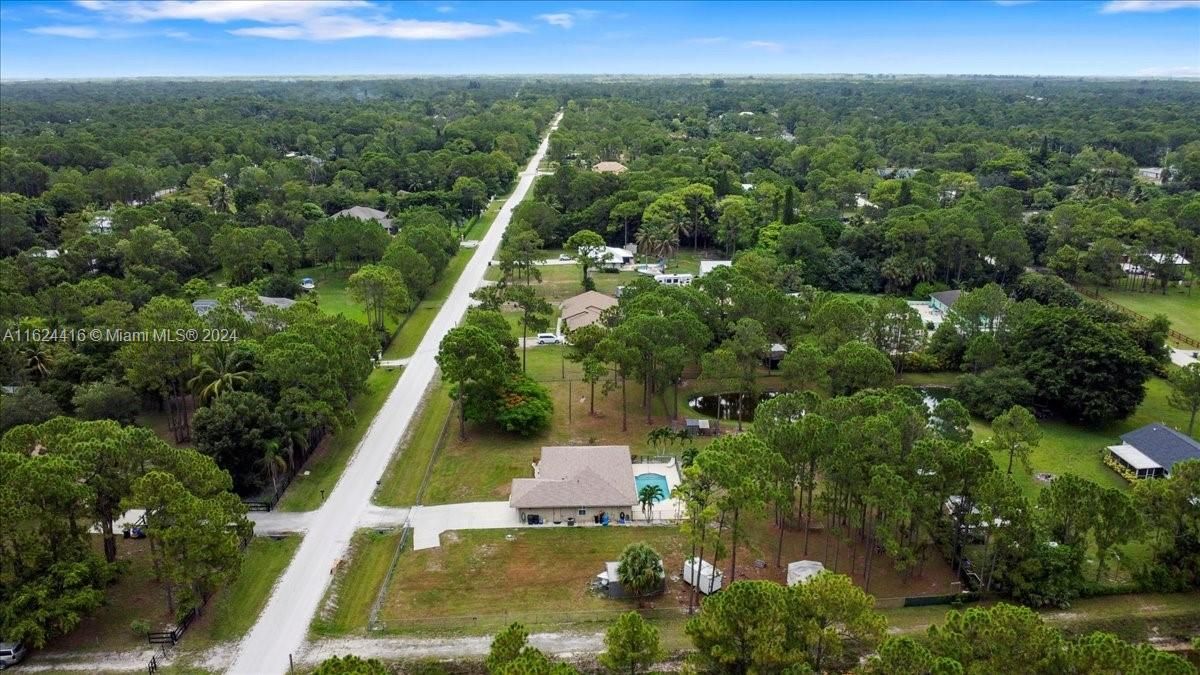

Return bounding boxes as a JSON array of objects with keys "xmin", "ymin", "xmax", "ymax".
[{"xmin": 635, "ymin": 473, "xmax": 670, "ymax": 501}]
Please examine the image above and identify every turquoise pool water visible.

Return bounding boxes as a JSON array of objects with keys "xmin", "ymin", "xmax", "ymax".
[{"xmin": 635, "ymin": 473, "xmax": 670, "ymax": 501}]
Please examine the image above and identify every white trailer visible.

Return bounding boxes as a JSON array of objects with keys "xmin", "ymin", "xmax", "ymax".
[{"xmin": 682, "ymin": 556, "xmax": 723, "ymax": 594}]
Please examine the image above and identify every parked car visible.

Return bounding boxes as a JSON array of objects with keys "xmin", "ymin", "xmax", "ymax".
[
  {"xmin": 558, "ymin": 253, "xmax": 572, "ymax": 261},
  {"xmin": 0, "ymin": 642, "xmax": 27, "ymax": 669},
  {"xmin": 536, "ymin": 333, "xmax": 561, "ymax": 345}
]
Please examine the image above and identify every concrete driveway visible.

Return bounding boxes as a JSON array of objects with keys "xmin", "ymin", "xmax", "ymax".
[{"xmin": 409, "ymin": 501, "xmax": 521, "ymax": 550}]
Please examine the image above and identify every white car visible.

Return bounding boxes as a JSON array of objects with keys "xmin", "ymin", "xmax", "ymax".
[
  {"xmin": 536, "ymin": 333, "xmax": 561, "ymax": 345},
  {"xmin": 0, "ymin": 642, "xmax": 27, "ymax": 670},
  {"xmin": 558, "ymin": 253, "xmax": 572, "ymax": 261}
]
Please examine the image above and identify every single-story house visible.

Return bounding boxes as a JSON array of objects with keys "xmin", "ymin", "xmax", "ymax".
[
  {"xmin": 193, "ymin": 296, "xmax": 296, "ymax": 320},
  {"xmin": 1107, "ymin": 423, "xmax": 1200, "ymax": 479},
  {"xmin": 698, "ymin": 260, "xmax": 732, "ymax": 277},
  {"xmin": 877, "ymin": 167, "xmax": 918, "ymax": 179},
  {"xmin": 1137, "ymin": 167, "xmax": 1165, "ymax": 182},
  {"xmin": 582, "ymin": 245, "xmax": 635, "ymax": 270},
  {"xmin": 929, "ymin": 290, "xmax": 962, "ymax": 315},
  {"xmin": 592, "ymin": 161, "xmax": 628, "ymax": 175},
  {"xmin": 510, "ymin": 445, "xmax": 639, "ymax": 525},
  {"xmin": 333, "ymin": 206, "xmax": 396, "ymax": 234},
  {"xmin": 560, "ymin": 291, "xmax": 618, "ymax": 332},
  {"xmin": 1121, "ymin": 252, "xmax": 1190, "ymax": 278}
]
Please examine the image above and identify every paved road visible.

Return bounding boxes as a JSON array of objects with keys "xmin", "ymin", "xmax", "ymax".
[{"xmin": 228, "ymin": 111, "xmax": 562, "ymax": 675}]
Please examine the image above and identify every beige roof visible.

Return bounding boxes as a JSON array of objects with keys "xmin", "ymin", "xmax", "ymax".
[
  {"xmin": 509, "ymin": 446, "xmax": 638, "ymax": 509},
  {"xmin": 559, "ymin": 291, "xmax": 617, "ymax": 332},
  {"xmin": 592, "ymin": 161, "xmax": 628, "ymax": 174}
]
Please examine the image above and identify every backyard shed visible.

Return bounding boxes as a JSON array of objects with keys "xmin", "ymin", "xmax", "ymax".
[
  {"xmin": 786, "ymin": 560, "xmax": 825, "ymax": 586},
  {"xmin": 682, "ymin": 557, "xmax": 723, "ymax": 594}
]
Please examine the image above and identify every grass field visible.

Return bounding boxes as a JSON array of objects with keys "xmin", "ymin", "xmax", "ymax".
[
  {"xmin": 974, "ymin": 376, "xmax": 1193, "ymax": 499},
  {"xmin": 297, "ymin": 264, "xmax": 399, "ymax": 333},
  {"xmin": 377, "ymin": 527, "xmax": 690, "ymax": 635},
  {"xmin": 311, "ymin": 529, "xmax": 402, "ymax": 636},
  {"xmin": 189, "ymin": 535, "xmax": 301, "ymax": 646},
  {"xmin": 487, "ymin": 264, "xmax": 641, "ymax": 304},
  {"xmin": 1098, "ymin": 286, "xmax": 1200, "ymax": 343},
  {"xmin": 373, "ymin": 385, "xmax": 453, "ymax": 507},
  {"xmin": 276, "ymin": 365, "xmax": 404, "ymax": 511}
]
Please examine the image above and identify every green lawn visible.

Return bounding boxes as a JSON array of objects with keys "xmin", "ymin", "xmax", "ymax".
[
  {"xmin": 297, "ymin": 264, "xmax": 397, "ymax": 333},
  {"xmin": 311, "ymin": 529, "xmax": 402, "ymax": 636},
  {"xmin": 189, "ymin": 535, "xmax": 301, "ymax": 646},
  {"xmin": 276, "ymin": 365, "xmax": 404, "ymax": 511},
  {"xmin": 488, "ymin": 264, "xmax": 641, "ymax": 304},
  {"xmin": 974, "ymin": 376, "xmax": 1194, "ymax": 499},
  {"xmin": 377, "ymin": 527, "xmax": 689, "ymax": 635},
  {"xmin": 1098, "ymin": 286, "xmax": 1200, "ymax": 343},
  {"xmin": 374, "ymin": 385, "xmax": 454, "ymax": 507}
]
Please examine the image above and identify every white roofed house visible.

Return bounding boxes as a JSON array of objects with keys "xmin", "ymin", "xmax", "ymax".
[
  {"xmin": 509, "ymin": 446, "xmax": 639, "ymax": 526},
  {"xmin": 333, "ymin": 205, "xmax": 396, "ymax": 234},
  {"xmin": 581, "ymin": 245, "xmax": 635, "ymax": 270},
  {"xmin": 88, "ymin": 215, "xmax": 114, "ymax": 235}
]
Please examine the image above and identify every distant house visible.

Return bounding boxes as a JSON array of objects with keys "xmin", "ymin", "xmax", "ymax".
[
  {"xmin": 30, "ymin": 248, "xmax": 61, "ymax": 259},
  {"xmin": 582, "ymin": 245, "xmax": 635, "ymax": 270},
  {"xmin": 1107, "ymin": 423, "xmax": 1200, "ymax": 480},
  {"xmin": 509, "ymin": 446, "xmax": 639, "ymax": 525},
  {"xmin": 929, "ymin": 290, "xmax": 962, "ymax": 315},
  {"xmin": 333, "ymin": 206, "xmax": 396, "ymax": 234},
  {"xmin": 89, "ymin": 215, "xmax": 114, "ymax": 235},
  {"xmin": 1137, "ymin": 167, "xmax": 1165, "ymax": 183},
  {"xmin": 854, "ymin": 194, "xmax": 879, "ymax": 209},
  {"xmin": 192, "ymin": 296, "xmax": 296, "ymax": 320},
  {"xmin": 592, "ymin": 161, "xmax": 628, "ymax": 175},
  {"xmin": 1121, "ymin": 252, "xmax": 1190, "ymax": 278},
  {"xmin": 877, "ymin": 167, "xmax": 918, "ymax": 179},
  {"xmin": 698, "ymin": 260, "xmax": 732, "ymax": 277},
  {"xmin": 559, "ymin": 291, "xmax": 617, "ymax": 332}
]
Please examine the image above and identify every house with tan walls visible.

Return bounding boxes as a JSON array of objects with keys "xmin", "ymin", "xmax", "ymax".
[{"xmin": 509, "ymin": 446, "xmax": 638, "ymax": 525}]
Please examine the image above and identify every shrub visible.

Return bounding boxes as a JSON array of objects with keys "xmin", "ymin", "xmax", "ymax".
[
  {"xmin": 954, "ymin": 366, "xmax": 1035, "ymax": 420},
  {"xmin": 130, "ymin": 618, "xmax": 150, "ymax": 636}
]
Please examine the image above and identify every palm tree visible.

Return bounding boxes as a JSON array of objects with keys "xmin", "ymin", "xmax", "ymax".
[
  {"xmin": 189, "ymin": 345, "xmax": 251, "ymax": 404},
  {"xmin": 617, "ymin": 542, "xmax": 664, "ymax": 605},
  {"xmin": 20, "ymin": 343, "xmax": 54, "ymax": 382},
  {"xmin": 259, "ymin": 440, "xmax": 287, "ymax": 500},
  {"xmin": 635, "ymin": 222, "xmax": 679, "ymax": 265},
  {"xmin": 638, "ymin": 484, "xmax": 665, "ymax": 522}
]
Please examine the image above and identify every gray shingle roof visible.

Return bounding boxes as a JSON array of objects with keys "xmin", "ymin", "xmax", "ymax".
[
  {"xmin": 931, "ymin": 289, "xmax": 963, "ymax": 308},
  {"xmin": 1121, "ymin": 423, "xmax": 1200, "ymax": 474},
  {"xmin": 510, "ymin": 446, "xmax": 638, "ymax": 509}
]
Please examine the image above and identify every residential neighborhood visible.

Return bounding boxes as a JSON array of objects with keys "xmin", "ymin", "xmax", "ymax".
[{"xmin": 2, "ymin": 2, "xmax": 1200, "ymax": 674}]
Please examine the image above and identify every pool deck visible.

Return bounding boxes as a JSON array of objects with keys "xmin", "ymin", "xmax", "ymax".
[{"xmin": 633, "ymin": 460, "xmax": 685, "ymax": 522}]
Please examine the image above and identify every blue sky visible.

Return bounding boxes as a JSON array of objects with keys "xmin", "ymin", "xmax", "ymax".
[{"xmin": 1, "ymin": 0, "xmax": 1197, "ymax": 79}]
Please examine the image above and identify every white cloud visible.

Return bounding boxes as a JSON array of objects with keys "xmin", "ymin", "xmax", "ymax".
[
  {"xmin": 1101, "ymin": 0, "xmax": 1200, "ymax": 12},
  {"xmin": 435, "ymin": 5, "xmax": 454, "ymax": 12},
  {"xmin": 745, "ymin": 40, "xmax": 784, "ymax": 53},
  {"xmin": 163, "ymin": 29, "xmax": 193, "ymax": 39},
  {"xmin": 1136, "ymin": 65, "xmax": 1200, "ymax": 77},
  {"xmin": 26, "ymin": 24, "xmax": 100, "ymax": 38},
  {"xmin": 75, "ymin": 0, "xmax": 525, "ymax": 41},
  {"xmin": 537, "ymin": 12, "xmax": 575, "ymax": 28},
  {"xmin": 231, "ymin": 16, "xmax": 525, "ymax": 41},
  {"xmin": 76, "ymin": 0, "xmax": 365, "ymax": 23}
]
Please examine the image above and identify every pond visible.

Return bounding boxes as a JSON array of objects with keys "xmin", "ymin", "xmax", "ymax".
[
  {"xmin": 687, "ymin": 391, "xmax": 779, "ymax": 422},
  {"xmin": 915, "ymin": 386, "xmax": 953, "ymax": 413}
]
